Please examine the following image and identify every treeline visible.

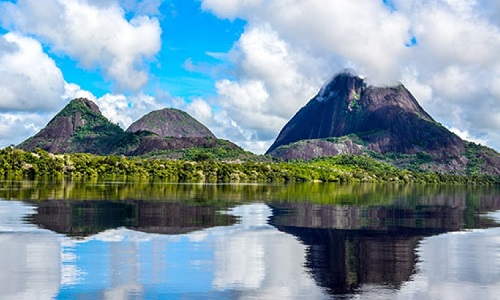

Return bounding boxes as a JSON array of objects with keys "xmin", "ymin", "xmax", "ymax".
[{"xmin": 0, "ymin": 147, "xmax": 498, "ymax": 184}]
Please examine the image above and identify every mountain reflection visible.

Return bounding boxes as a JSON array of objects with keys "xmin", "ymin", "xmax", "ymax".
[
  {"xmin": 2, "ymin": 180, "xmax": 500, "ymax": 298},
  {"xmin": 269, "ymin": 187, "xmax": 500, "ymax": 295},
  {"xmin": 29, "ymin": 200, "xmax": 237, "ymax": 237}
]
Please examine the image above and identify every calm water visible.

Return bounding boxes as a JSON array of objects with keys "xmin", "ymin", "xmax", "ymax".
[{"xmin": 1, "ymin": 181, "xmax": 500, "ymax": 299}]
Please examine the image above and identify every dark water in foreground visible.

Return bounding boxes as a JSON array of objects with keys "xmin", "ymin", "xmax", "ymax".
[{"xmin": 1, "ymin": 181, "xmax": 500, "ymax": 299}]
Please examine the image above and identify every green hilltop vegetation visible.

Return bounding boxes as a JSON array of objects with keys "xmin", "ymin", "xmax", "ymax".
[
  {"xmin": 1, "ymin": 147, "xmax": 498, "ymax": 185},
  {"xmin": 17, "ymin": 98, "xmax": 252, "ymax": 159}
]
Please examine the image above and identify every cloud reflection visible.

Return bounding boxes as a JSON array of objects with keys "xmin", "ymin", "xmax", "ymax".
[
  {"xmin": 0, "ymin": 201, "xmax": 61, "ymax": 299},
  {"xmin": 212, "ymin": 204, "xmax": 326, "ymax": 299},
  {"xmin": 396, "ymin": 228, "xmax": 500, "ymax": 300},
  {"xmin": 2, "ymin": 198, "xmax": 500, "ymax": 299},
  {"xmin": 0, "ymin": 200, "xmax": 326, "ymax": 299}
]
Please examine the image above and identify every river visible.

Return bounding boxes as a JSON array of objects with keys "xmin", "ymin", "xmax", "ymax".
[{"xmin": 1, "ymin": 180, "xmax": 499, "ymax": 299}]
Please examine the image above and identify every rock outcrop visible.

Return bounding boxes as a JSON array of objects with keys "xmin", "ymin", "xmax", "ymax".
[
  {"xmin": 126, "ymin": 108, "xmax": 216, "ymax": 139},
  {"xmin": 267, "ymin": 71, "xmax": 500, "ymax": 174},
  {"xmin": 18, "ymin": 98, "xmax": 247, "ymax": 159},
  {"xmin": 18, "ymin": 98, "xmax": 125, "ymax": 154}
]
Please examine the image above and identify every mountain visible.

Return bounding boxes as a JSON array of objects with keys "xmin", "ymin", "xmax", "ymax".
[
  {"xmin": 124, "ymin": 108, "xmax": 246, "ymax": 158},
  {"xmin": 266, "ymin": 71, "xmax": 500, "ymax": 175},
  {"xmin": 18, "ymin": 98, "xmax": 249, "ymax": 160},
  {"xmin": 18, "ymin": 98, "xmax": 130, "ymax": 155},
  {"xmin": 126, "ymin": 108, "xmax": 216, "ymax": 138}
]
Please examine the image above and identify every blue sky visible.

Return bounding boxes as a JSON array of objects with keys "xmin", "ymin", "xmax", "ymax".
[
  {"xmin": 47, "ymin": 0, "xmax": 246, "ymax": 99},
  {"xmin": 0, "ymin": 0, "xmax": 499, "ymax": 153}
]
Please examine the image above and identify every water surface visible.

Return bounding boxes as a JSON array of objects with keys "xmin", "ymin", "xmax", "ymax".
[{"xmin": 1, "ymin": 181, "xmax": 500, "ymax": 299}]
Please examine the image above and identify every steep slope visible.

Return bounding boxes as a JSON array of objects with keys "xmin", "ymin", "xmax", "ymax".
[
  {"xmin": 126, "ymin": 108, "xmax": 216, "ymax": 138},
  {"xmin": 18, "ymin": 99, "xmax": 250, "ymax": 160},
  {"xmin": 124, "ymin": 108, "xmax": 246, "ymax": 159},
  {"xmin": 267, "ymin": 71, "xmax": 500, "ymax": 174},
  {"xmin": 18, "ymin": 98, "xmax": 132, "ymax": 155},
  {"xmin": 128, "ymin": 135, "xmax": 247, "ymax": 160}
]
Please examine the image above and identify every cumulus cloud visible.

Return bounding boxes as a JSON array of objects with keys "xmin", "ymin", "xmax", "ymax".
[
  {"xmin": 396, "ymin": 0, "xmax": 500, "ymax": 149},
  {"xmin": 201, "ymin": 0, "xmax": 500, "ymax": 153},
  {"xmin": 0, "ymin": 1, "xmax": 168, "ymax": 148},
  {"xmin": 185, "ymin": 98, "xmax": 214, "ymax": 126},
  {"xmin": 198, "ymin": 26, "xmax": 326, "ymax": 153},
  {"xmin": 62, "ymin": 82, "xmax": 168, "ymax": 129},
  {"xmin": 0, "ymin": 33, "xmax": 92, "ymax": 148},
  {"xmin": 0, "ymin": 0, "xmax": 162, "ymax": 91},
  {"xmin": 63, "ymin": 82, "xmax": 97, "ymax": 102},
  {"xmin": 0, "ymin": 33, "xmax": 65, "ymax": 112},
  {"xmin": 1, "ymin": 0, "xmax": 499, "ymax": 154},
  {"xmin": 0, "ymin": 113, "xmax": 52, "ymax": 147},
  {"xmin": 202, "ymin": 0, "xmax": 413, "ymax": 85},
  {"xmin": 449, "ymin": 127, "xmax": 487, "ymax": 145},
  {"xmin": 97, "ymin": 93, "xmax": 163, "ymax": 128},
  {"xmin": 0, "ymin": 79, "xmax": 172, "ymax": 147}
]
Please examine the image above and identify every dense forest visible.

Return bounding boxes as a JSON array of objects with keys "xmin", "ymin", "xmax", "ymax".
[{"xmin": 0, "ymin": 147, "xmax": 498, "ymax": 185}]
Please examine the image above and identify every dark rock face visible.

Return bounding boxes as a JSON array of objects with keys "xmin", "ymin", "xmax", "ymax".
[
  {"xmin": 268, "ymin": 138, "xmax": 364, "ymax": 161},
  {"xmin": 29, "ymin": 200, "xmax": 237, "ymax": 237},
  {"xmin": 17, "ymin": 98, "xmax": 244, "ymax": 158},
  {"xmin": 128, "ymin": 135, "xmax": 243, "ymax": 156},
  {"xmin": 264, "ymin": 72, "xmax": 500, "ymax": 174},
  {"xmin": 17, "ymin": 98, "xmax": 124, "ymax": 154},
  {"xmin": 268, "ymin": 73, "xmax": 366, "ymax": 151},
  {"xmin": 126, "ymin": 108, "xmax": 216, "ymax": 139},
  {"xmin": 267, "ymin": 72, "xmax": 464, "ymax": 157}
]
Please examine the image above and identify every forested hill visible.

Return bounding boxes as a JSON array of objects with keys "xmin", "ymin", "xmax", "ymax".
[
  {"xmin": 126, "ymin": 108, "xmax": 216, "ymax": 138},
  {"xmin": 18, "ymin": 98, "xmax": 125, "ymax": 155},
  {"xmin": 17, "ymin": 98, "xmax": 249, "ymax": 160}
]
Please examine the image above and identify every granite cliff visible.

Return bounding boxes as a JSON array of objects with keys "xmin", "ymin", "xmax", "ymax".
[{"xmin": 267, "ymin": 72, "xmax": 500, "ymax": 174}]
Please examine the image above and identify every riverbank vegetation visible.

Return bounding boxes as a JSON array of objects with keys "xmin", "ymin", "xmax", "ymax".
[{"xmin": 0, "ymin": 147, "xmax": 498, "ymax": 185}]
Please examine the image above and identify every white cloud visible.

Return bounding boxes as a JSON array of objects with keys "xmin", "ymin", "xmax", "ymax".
[
  {"xmin": 0, "ymin": 0, "xmax": 162, "ymax": 91},
  {"xmin": 201, "ymin": 0, "xmax": 500, "ymax": 153},
  {"xmin": 200, "ymin": 26, "xmax": 324, "ymax": 153},
  {"xmin": 0, "ymin": 33, "xmax": 65, "ymax": 112},
  {"xmin": 97, "ymin": 93, "xmax": 163, "ymax": 128},
  {"xmin": 203, "ymin": 0, "xmax": 412, "ymax": 85},
  {"xmin": 185, "ymin": 98, "xmax": 214, "ymax": 126},
  {"xmin": 200, "ymin": 0, "xmax": 263, "ymax": 20},
  {"xmin": 199, "ymin": 0, "xmax": 415, "ymax": 152},
  {"xmin": 1, "ymin": 0, "xmax": 499, "ymax": 155},
  {"xmin": 0, "ymin": 77, "xmax": 177, "ymax": 147},
  {"xmin": 0, "ymin": 32, "xmax": 69, "ymax": 148},
  {"xmin": 63, "ymin": 82, "xmax": 97, "ymax": 102},
  {"xmin": 449, "ymin": 127, "xmax": 487, "ymax": 145},
  {"xmin": 396, "ymin": 0, "xmax": 500, "ymax": 150},
  {"xmin": 0, "ymin": 113, "xmax": 52, "ymax": 145}
]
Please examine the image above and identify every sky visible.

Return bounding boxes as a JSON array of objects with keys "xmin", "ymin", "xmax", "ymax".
[{"xmin": 0, "ymin": 0, "xmax": 499, "ymax": 154}]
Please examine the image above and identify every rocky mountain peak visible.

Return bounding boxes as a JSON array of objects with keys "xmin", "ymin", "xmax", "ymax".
[
  {"xmin": 266, "ymin": 72, "xmax": 464, "ymax": 158},
  {"xmin": 17, "ymin": 98, "xmax": 248, "ymax": 159},
  {"xmin": 18, "ymin": 98, "xmax": 123, "ymax": 154},
  {"xmin": 68, "ymin": 98, "xmax": 101, "ymax": 114},
  {"xmin": 126, "ymin": 108, "xmax": 216, "ymax": 139},
  {"xmin": 315, "ymin": 70, "xmax": 365, "ymax": 103}
]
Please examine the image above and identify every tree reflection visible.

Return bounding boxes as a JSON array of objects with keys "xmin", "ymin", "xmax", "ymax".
[
  {"xmin": 29, "ymin": 200, "xmax": 237, "ymax": 237},
  {"xmin": 269, "ymin": 187, "xmax": 500, "ymax": 296},
  {"xmin": 2, "ymin": 180, "xmax": 500, "ymax": 297}
]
